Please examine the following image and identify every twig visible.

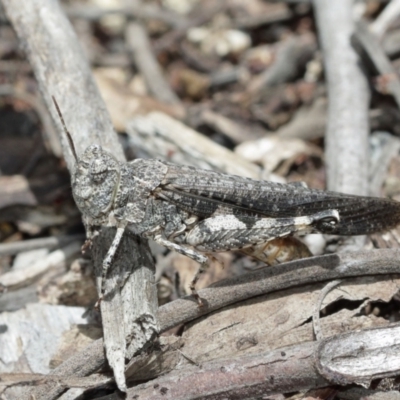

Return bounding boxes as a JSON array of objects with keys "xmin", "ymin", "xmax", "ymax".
[
  {"xmin": 313, "ymin": 0, "xmax": 370, "ymax": 196},
  {"xmin": 313, "ymin": 280, "xmax": 342, "ymax": 341},
  {"xmin": 200, "ymin": 109, "xmax": 266, "ymax": 144},
  {"xmin": 1, "ymin": 0, "xmax": 158, "ymax": 395},
  {"xmin": 126, "ymin": 21, "xmax": 182, "ymax": 106},
  {"xmin": 0, "ymin": 234, "xmax": 84, "ymax": 256},
  {"xmin": 0, "ymin": 242, "xmax": 81, "ymax": 291},
  {"xmin": 313, "ymin": 0, "xmax": 370, "ymax": 252},
  {"xmin": 0, "ymin": 372, "xmax": 110, "ymax": 390},
  {"xmin": 370, "ymin": 0, "xmax": 400, "ymax": 38},
  {"xmin": 248, "ymin": 34, "xmax": 317, "ymax": 96},
  {"xmin": 355, "ymin": 19, "xmax": 400, "ymax": 109},
  {"xmin": 106, "ymin": 323, "xmax": 400, "ymax": 399},
  {"xmin": 316, "ymin": 323, "xmax": 400, "ymax": 386},
  {"xmin": 127, "ymin": 112, "xmax": 262, "ymax": 178},
  {"xmin": 101, "ymin": 323, "xmax": 400, "ymax": 399},
  {"xmin": 277, "ymin": 97, "xmax": 327, "ymax": 140}
]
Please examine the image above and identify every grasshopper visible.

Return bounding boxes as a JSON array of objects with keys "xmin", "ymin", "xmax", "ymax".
[{"xmin": 52, "ymin": 98, "xmax": 400, "ymax": 302}]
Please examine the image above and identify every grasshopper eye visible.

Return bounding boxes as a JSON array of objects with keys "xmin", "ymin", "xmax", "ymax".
[
  {"xmin": 90, "ymin": 160, "xmax": 108, "ymax": 183},
  {"xmin": 92, "ymin": 171, "xmax": 107, "ymax": 183}
]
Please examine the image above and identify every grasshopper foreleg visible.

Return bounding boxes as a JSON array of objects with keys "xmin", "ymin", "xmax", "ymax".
[{"xmin": 98, "ymin": 224, "xmax": 127, "ymax": 302}]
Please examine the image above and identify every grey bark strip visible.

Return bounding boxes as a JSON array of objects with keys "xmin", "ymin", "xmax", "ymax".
[
  {"xmin": 316, "ymin": 323, "xmax": 400, "ymax": 386},
  {"xmin": 313, "ymin": 0, "xmax": 370, "ymax": 197},
  {"xmin": 313, "ymin": 0, "xmax": 370, "ymax": 252},
  {"xmin": 0, "ymin": 234, "xmax": 84, "ymax": 256},
  {"xmin": 0, "ymin": 0, "xmax": 158, "ymax": 395},
  {"xmin": 370, "ymin": 0, "xmax": 400, "ymax": 38}
]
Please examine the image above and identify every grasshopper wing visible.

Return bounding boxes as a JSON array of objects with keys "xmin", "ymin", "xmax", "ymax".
[{"xmin": 159, "ymin": 163, "xmax": 400, "ymax": 235}]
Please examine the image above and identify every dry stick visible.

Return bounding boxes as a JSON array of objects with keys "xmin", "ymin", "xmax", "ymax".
[
  {"xmin": 248, "ymin": 34, "xmax": 317, "ymax": 97},
  {"xmin": 313, "ymin": 0, "xmax": 370, "ymax": 251},
  {"xmin": 126, "ymin": 21, "xmax": 182, "ymax": 106},
  {"xmin": 0, "ymin": 242, "xmax": 81, "ymax": 291},
  {"xmin": 0, "ymin": 372, "xmax": 110, "ymax": 391},
  {"xmin": 1, "ymin": 0, "xmax": 158, "ymax": 396},
  {"xmin": 0, "ymin": 234, "xmax": 85, "ymax": 256},
  {"xmin": 119, "ymin": 342, "xmax": 328, "ymax": 400},
  {"xmin": 313, "ymin": 0, "xmax": 370, "ymax": 196},
  {"xmin": 316, "ymin": 323, "xmax": 400, "ymax": 387},
  {"xmin": 36, "ymin": 248, "xmax": 400, "ymax": 400},
  {"xmin": 355, "ymin": 20, "xmax": 400, "ymax": 110},
  {"xmin": 370, "ymin": 0, "xmax": 400, "ymax": 38},
  {"xmin": 127, "ymin": 112, "xmax": 262, "ymax": 178},
  {"xmin": 312, "ymin": 279, "xmax": 342, "ymax": 341},
  {"xmin": 200, "ymin": 109, "xmax": 266, "ymax": 144}
]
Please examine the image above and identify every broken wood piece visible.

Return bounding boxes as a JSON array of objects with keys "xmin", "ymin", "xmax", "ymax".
[
  {"xmin": 0, "ymin": 241, "xmax": 80, "ymax": 291},
  {"xmin": 126, "ymin": 22, "xmax": 183, "ymax": 107},
  {"xmin": 355, "ymin": 19, "xmax": 400, "ymax": 110},
  {"xmin": 0, "ymin": 234, "xmax": 84, "ymax": 256},
  {"xmin": 313, "ymin": 0, "xmax": 370, "ymax": 196},
  {"xmin": 313, "ymin": 0, "xmax": 370, "ymax": 252},
  {"xmin": 127, "ymin": 111, "xmax": 262, "ymax": 178},
  {"xmin": 370, "ymin": 0, "xmax": 400, "ymax": 38},
  {"xmin": 317, "ymin": 323, "xmax": 400, "ymax": 386}
]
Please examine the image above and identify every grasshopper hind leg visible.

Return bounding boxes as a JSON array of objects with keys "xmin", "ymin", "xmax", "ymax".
[
  {"xmin": 153, "ymin": 234, "xmax": 209, "ymax": 306},
  {"xmin": 185, "ymin": 210, "xmax": 340, "ymax": 252}
]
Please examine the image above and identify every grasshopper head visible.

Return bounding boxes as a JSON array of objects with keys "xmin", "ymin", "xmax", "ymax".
[
  {"xmin": 52, "ymin": 97, "xmax": 121, "ymax": 222},
  {"xmin": 72, "ymin": 144, "xmax": 121, "ymax": 221}
]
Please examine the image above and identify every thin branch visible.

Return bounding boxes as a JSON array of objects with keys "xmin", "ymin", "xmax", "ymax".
[
  {"xmin": 0, "ymin": 242, "xmax": 81, "ymax": 290},
  {"xmin": 313, "ymin": 280, "xmax": 342, "ymax": 341},
  {"xmin": 313, "ymin": 0, "xmax": 370, "ymax": 196},
  {"xmin": 313, "ymin": 0, "xmax": 371, "ymax": 252},
  {"xmin": 370, "ymin": 0, "xmax": 400, "ymax": 38},
  {"xmin": 126, "ymin": 21, "xmax": 182, "ymax": 106},
  {"xmin": 355, "ymin": 19, "xmax": 400, "ymax": 109}
]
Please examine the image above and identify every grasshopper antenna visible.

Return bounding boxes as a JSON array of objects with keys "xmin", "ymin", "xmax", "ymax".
[{"xmin": 52, "ymin": 96, "xmax": 78, "ymax": 163}]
